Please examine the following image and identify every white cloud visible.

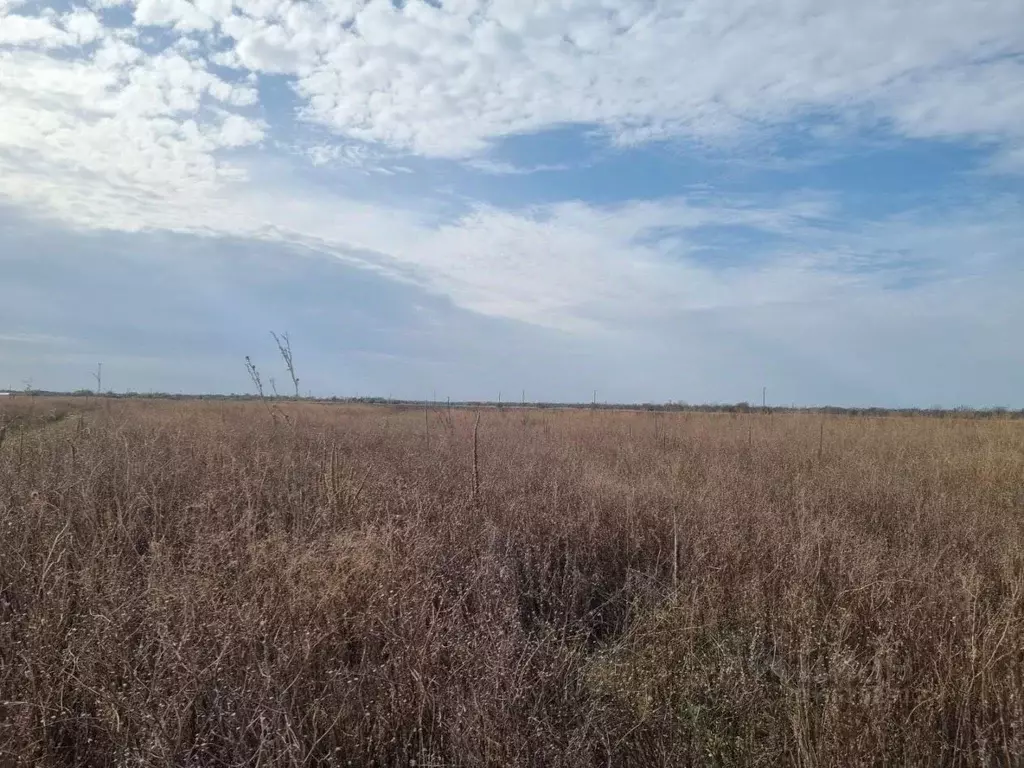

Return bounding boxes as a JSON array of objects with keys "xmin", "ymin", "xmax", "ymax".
[
  {"xmin": 17, "ymin": 0, "xmax": 980, "ymax": 159},
  {"xmin": 464, "ymin": 159, "xmax": 573, "ymax": 175},
  {"xmin": 0, "ymin": 0, "xmax": 1021, "ymax": 343},
  {"xmin": 0, "ymin": 15, "xmax": 62, "ymax": 46},
  {"xmin": 134, "ymin": 0, "xmax": 214, "ymax": 31},
  {"xmin": 15, "ymin": 148, "xmax": 1009, "ymax": 337},
  {"xmin": 299, "ymin": 141, "xmax": 378, "ymax": 168},
  {"xmin": 0, "ymin": 8, "xmax": 106, "ymax": 47},
  {"xmin": 0, "ymin": 12, "xmax": 265, "ymax": 219},
  {"xmin": 231, "ymin": 21, "xmax": 306, "ymax": 72},
  {"xmin": 4, "ymin": 0, "xmax": 1022, "ymax": 211},
  {"xmin": 63, "ymin": 8, "xmax": 105, "ymax": 42},
  {"xmin": 193, "ymin": 0, "xmax": 233, "ymax": 22},
  {"xmin": 216, "ymin": 112, "xmax": 265, "ymax": 146},
  {"xmin": 885, "ymin": 59, "xmax": 1024, "ymax": 143},
  {"xmin": 275, "ymin": 0, "xmax": 1024, "ymax": 157}
]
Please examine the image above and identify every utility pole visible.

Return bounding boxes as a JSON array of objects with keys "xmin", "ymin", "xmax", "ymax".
[
  {"xmin": 762, "ymin": 386, "xmax": 766, "ymax": 410},
  {"xmin": 93, "ymin": 363, "xmax": 102, "ymax": 394}
]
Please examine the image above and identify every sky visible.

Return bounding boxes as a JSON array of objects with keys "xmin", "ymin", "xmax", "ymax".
[{"xmin": 1, "ymin": 0, "xmax": 1022, "ymax": 406}]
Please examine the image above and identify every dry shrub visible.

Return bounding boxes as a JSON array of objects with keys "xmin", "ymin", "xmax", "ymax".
[{"xmin": 1, "ymin": 399, "xmax": 1022, "ymax": 766}]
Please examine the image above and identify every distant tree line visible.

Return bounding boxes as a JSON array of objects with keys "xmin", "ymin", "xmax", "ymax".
[{"xmin": 10, "ymin": 390, "xmax": 1022, "ymax": 419}]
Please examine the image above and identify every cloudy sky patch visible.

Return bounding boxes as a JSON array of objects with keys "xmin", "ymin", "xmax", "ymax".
[{"xmin": 1, "ymin": 0, "xmax": 1022, "ymax": 404}]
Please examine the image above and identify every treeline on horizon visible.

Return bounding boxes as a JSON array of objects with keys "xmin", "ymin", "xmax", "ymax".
[{"xmin": 5, "ymin": 389, "xmax": 1022, "ymax": 419}]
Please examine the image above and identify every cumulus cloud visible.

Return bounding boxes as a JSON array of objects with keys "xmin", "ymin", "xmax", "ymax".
[
  {"xmin": 134, "ymin": 0, "xmax": 215, "ymax": 31},
  {"xmin": 0, "ymin": 7, "xmax": 264, "ymax": 220},
  {"xmin": 4, "ymin": 0, "xmax": 1022, "ymax": 193},
  {"xmin": 9, "ymin": 0, "xmax": 1019, "ymax": 160},
  {"xmin": 0, "ymin": 7, "xmax": 105, "ymax": 46},
  {"xmin": 277, "ymin": 0, "xmax": 1024, "ymax": 158}
]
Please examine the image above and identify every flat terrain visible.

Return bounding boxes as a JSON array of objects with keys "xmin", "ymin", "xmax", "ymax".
[{"xmin": 1, "ymin": 398, "xmax": 1022, "ymax": 766}]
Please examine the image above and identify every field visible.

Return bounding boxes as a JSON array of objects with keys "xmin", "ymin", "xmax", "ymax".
[{"xmin": 1, "ymin": 397, "xmax": 1022, "ymax": 766}]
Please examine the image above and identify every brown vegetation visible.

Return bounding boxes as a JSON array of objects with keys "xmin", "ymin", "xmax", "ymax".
[{"xmin": 1, "ymin": 398, "xmax": 1022, "ymax": 766}]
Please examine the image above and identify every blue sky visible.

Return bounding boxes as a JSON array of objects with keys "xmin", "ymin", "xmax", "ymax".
[{"xmin": 1, "ymin": 0, "xmax": 1023, "ymax": 406}]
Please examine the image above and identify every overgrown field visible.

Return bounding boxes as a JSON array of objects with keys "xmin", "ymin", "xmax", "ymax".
[{"xmin": 1, "ymin": 398, "xmax": 1023, "ymax": 766}]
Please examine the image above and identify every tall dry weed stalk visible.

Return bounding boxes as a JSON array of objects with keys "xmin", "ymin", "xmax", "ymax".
[{"xmin": 270, "ymin": 331, "xmax": 300, "ymax": 399}]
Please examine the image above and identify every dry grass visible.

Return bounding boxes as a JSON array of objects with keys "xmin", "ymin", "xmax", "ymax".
[{"xmin": 1, "ymin": 397, "xmax": 1022, "ymax": 766}]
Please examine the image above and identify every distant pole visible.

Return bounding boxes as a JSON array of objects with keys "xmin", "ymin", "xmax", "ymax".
[
  {"xmin": 498, "ymin": 391, "xmax": 501, "ymax": 407},
  {"xmin": 762, "ymin": 386, "xmax": 766, "ymax": 410},
  {"xmin": 522, "ymin": 389, "xmax": 525, "ymax": 407},
  {"xmin": 593, "ymin": 390, "xmax": 597, "ymax": 407},
  {"xmin": 93, "ymin": 363, "xmax": 102, "ymax": 394},
  {"xmin": 472, "ymin": 412, "xmax": 480, "ymax": 500}
]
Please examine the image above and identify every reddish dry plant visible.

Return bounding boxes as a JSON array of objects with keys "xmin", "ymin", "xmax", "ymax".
[{"xmin": 1, "ymin": 398, "xmax": 1022, "ymax": 766}]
